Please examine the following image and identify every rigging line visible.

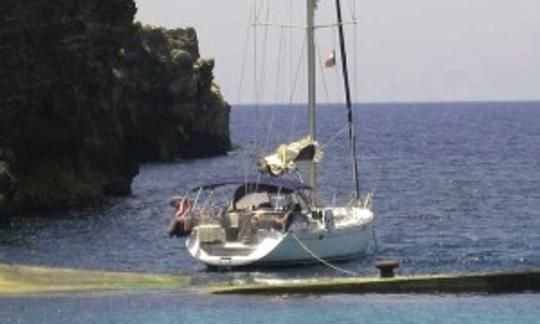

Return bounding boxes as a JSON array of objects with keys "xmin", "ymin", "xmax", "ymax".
[
  {"xmin": 254, "ymin": 0, "xmax": 266, "ymax": 23},
  {"xmin": 244, "ymin": 0, "xmax": 259, "ymax": 182},
  {"xmin": 251, "ymin": 0, "xmax": 272, "ymax": 171},
  {"xmin": 198, "ymin": 190, "xmax": 215, "ymax": 218},
  {"xmin": 285, "ymin": 34, "xmax": 308, "ymax": 144},
  {"xmin": 217, "ymin": 189, "xmax": 230, "ymax": 209},
  {"xmin": 318, "ymin": 0, "xmax": 329, "ymax": 6},
  {"xmin": 252, "ymin": 22, "xmax": 304, "ymax": 29},
  {"xmin": 371, "ymin": 223, "xmax": 379, "ymax": 253},
  {"xmin": 332, "ymin": 28, "xmax": 341, "ymax": 103},
  {"xmin": 257, "ymin": 0, "xmax": 272, "ymax": 108},
  {"xmin": 361, "ymin": 153, "xmax": 384, "ymax": 203},
  {"xmin": 261, "ymin": 25, "xmax": 287, "ymax": 155},
  {"xmin": 252, "ymin": 0, "xmax": 272, "ymax": 173},
  {"xmin": 316, "ymin": 45, "xmax": 331, "ymax": 105},
  {"xmin": 252, "ymin": 0, "xmax": 261, "ymax": 166},
  {"xmin": 320, "ymin": 123, "xmax": 349, "ymax": 148},
  {"xmin": 253, "ymin": 22, "xmax": 356, "ymax": 29},
  {"xmin": 236, "ymin": 2, "xmax": 256, "ymax": 104},
  {"xmin": 192, "ymin": 187, "xmax": 203, "ymax": 211},
  {"xmin": 273, "ymin": 26, "xmax": 287, "ymax": 102},
  {"xmin": 288, "ymin": 0, "xmax": 294, "ymax": 109},
  {"xmin": 331, "ymin": 22, "xmax": 337, "ymax": 50},
  {"xmin": 315, "ymin": 22, "xmax": 357, "ymax": 29},
  {"xmin": 347, "ymin": 0, "xmax": 357, "ymax": 21}
]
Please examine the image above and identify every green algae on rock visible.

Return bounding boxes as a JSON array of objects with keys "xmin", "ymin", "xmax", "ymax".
[{"xmin": 0, "ymin": 264, "xmax": 190, "ymax": 295}]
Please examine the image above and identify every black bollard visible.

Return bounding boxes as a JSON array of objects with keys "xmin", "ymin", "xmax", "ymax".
[{"xmin": 375, "ymin": 260, "xmax": 400, "ymax": 278}]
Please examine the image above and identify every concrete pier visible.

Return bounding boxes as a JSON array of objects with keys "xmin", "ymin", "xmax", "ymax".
[
  {"xmin": 208, "ymin": 270, "xmax": 540, "ymax": 295},
  {"xmin": 2, "ymin": 263, "xmax": 539, "ymax": 296}
]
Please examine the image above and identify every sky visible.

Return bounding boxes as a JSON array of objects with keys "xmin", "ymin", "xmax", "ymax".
[{"xmin": 134, "ymin": 0, "xmax": 540, "ymax": 104}]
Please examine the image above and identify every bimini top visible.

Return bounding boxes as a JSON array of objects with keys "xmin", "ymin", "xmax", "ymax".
[{"xmin": 191, "ymin": 175, "xmax": 312, "ymax": 193}]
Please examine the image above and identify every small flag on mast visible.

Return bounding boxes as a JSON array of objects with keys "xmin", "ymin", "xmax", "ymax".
[{"xmin": 324, "ymin": 50, "xmax": 336, "ymax": 68}]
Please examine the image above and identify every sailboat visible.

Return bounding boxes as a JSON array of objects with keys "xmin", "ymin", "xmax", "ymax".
[{"xmin": 168, "ymin": 0, "xmax": 375, "ymax": 268}]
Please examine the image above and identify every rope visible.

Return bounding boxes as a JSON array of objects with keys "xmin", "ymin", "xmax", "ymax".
[
  {"xmin": 253, "ymin": 2, "xmax": 260, "ymax": 160},
  {"xmin": 236, "ymin": 2, "xmax": 255, "ymax": 104},
  {"xmin": 261, "ymin": 23, "xmax": 287, "ymax": 155},
  {"xmin": 273, "ymin": 27, "xmax": 287, "ymax": 102},
  {"xmin": 321, "ymin": 123, "xmax": 349, "ymax": 148},
  {"xmin": 241, "ymin": 2, "xmax": 257, "ymax": 183},
  {"xmin": 257, "ymin": 0, "xmax": 271, "ymax": 104},
  {"xmin": 290, "ymin": 233, "xmax": 359, "ymax": 276},
  {"xmin": 316, "ymin": 46, "xmax": 331, "ymax": 104},
  {"xmin": 285, "ymin": 35, "xmax": 307, "ymax": 143},
  {"xmin": 251, "ymin": 0, "xmax": 272, "ymax": 170},
  {"xmin": 371, "ymin": 223, "xmax": 379, "ymax": 253}
]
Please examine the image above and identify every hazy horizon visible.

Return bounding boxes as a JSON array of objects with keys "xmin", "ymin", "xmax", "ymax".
[
  {"xmin": 134, "ymin": 0, "xmax": 540, "ymax": 105},
  {"xmin": 228, "ymin": 99, "xmax": 540, "ymax": 107}
]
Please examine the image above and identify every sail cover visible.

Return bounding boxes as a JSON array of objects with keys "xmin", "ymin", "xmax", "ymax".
[
  {"xmin": 259, "ymin": 137, "xmax": 324, "ymax": 176},
  {"xmin": 191, "ymin": 175, "xmax": 311, "ymax": 192}
]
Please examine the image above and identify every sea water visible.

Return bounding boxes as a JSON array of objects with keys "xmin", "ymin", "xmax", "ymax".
[
  {"xmin": 2, "ymin": 292, "xmax": 539, "ymax": 323},
  {"xmin": 1, "ymin": 102, "xmax": 539, "ymax": 322}
]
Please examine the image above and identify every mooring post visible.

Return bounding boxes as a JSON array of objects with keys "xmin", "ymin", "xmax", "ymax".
[{"xmin": 375, "ymin": 260, "xmax": 400, "ymax": 278}]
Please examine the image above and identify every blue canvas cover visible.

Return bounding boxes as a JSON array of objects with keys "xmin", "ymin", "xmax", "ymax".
[{"xmin": 191, "ymin": 175, "xmax": 312, "ymax": 192}]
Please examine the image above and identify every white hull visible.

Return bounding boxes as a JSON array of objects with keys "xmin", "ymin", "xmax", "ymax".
[
  {"xmin": 260, "ymin": 222, "xmax": 373, "ymax": 265},
  {"xmin": 186, "ymin": 207, "xmax": 374, "ymax": 267}
]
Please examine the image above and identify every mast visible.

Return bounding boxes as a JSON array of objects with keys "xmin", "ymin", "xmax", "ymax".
[
  {"xmin": 335, "ymin": 0, "xmax": 361, "ymax": 199},
  {"xmin": 307, "ymin": 0, "xmax": 317, "ymax": 195}
]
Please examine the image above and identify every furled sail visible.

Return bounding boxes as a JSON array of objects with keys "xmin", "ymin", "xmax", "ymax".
[{"xmin": 259, "ymin": 136, "xmax": 324, "ymax": 176}]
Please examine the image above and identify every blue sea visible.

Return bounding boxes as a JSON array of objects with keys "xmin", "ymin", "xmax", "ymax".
[
  {"xmin": 2, "ymin": 292, "xmax": 539, "ymax": 324},
  {"xmin": 1, "ymin": 101, "xmax": 539, "ymax": 322}
]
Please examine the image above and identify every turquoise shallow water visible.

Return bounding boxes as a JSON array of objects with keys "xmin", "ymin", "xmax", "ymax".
[{"xmin": 2, "ymin": 293, "xmax": 539, "ymax": 324}]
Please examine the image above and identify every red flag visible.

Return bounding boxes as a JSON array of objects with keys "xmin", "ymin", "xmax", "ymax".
[
  {"xmin": 324, "ymin": 50, "xmax": 336, "ymax": 68},
  {"xmin": 175, "ymin": 198, "xmax": 192, "ymax": 219}
]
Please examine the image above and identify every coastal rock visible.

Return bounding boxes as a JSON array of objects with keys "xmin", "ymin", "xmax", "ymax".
[
  {"xmin": 0, "ymin": 0, "xmax": 139, "ymax": 212},
  {"xmin": 120, "ymin": 25, "xmax": 231, "ymax": 161},
  {"xmin": 0, "ymin": 1, "xmax": 231, "ymax": 214}
]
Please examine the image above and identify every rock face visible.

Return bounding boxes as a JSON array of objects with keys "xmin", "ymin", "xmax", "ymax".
[
  {"xmin": 122, "ymin": 24, "xmax": 231, "ymax": 161},
  {"xmin": 0, "ymin": 1, "xmax": 231, "ymax": 215}
]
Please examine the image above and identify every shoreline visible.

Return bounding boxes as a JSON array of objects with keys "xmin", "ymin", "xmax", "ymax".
[
  {"xmin": 2, "ymin": 263, "xmax": 539, "ymax": 296},
  {"xmin": 0, "ymin": 264, "xmax": 190, "ymax": 296}
]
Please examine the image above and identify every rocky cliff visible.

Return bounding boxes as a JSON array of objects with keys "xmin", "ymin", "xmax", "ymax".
[
  {"xmin": 0, "ymin": 1, "xmax": 230, "ymax": 216},
  {"xmin": 122, "ymin": 24, "xmax": 231, "ymax": 161}
]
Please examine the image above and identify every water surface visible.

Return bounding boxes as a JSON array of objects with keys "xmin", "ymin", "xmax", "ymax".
[
  {"xmin": 2, "ymin": 102, "xmax": 539, "ymax": 279},
  {"xmin": 2, "ymin": 101, "xmax": 540, "ymax": 322},
  {"xmin": 2, "ymin": 292, "xmax": 539, "ymax": 324}
]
